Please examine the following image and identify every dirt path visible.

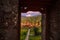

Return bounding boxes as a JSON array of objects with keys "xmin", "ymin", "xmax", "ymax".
[{"xmin": 25, "ymin": 29, "xmax": 30, "ymax": 40}]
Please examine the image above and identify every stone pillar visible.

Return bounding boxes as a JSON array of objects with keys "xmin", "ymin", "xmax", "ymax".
[
  {"xmin": 42, "ymin": 14, "xmax": 46, "ymax": 40},
  {"xmin": 0, "ymin": 0, "xmax": 18, "ymax": 40}
]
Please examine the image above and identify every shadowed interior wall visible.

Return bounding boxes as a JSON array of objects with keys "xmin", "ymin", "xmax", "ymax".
[
  {"xmin": 47, "ymin": 0, "xmax": 60, "ymax": 40},
  {"xmin": 0, "ymin": 0, "xmax": 18, "ymax": 40},
  {"xmin": 0, "ymin": 0, "xmax": 60, "ymax": 40}
]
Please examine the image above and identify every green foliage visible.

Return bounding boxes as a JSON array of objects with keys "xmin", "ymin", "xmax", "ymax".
[
  {"xmin": 20, "ymin": 28, "xmax": 28, "ymax": 40},
  {"xmin": 29, "ymin": 35, "xmax": 41, "ymax": 40},
  {"xmin": 33, "ymin": 27, "xmax": 39, "ymax": 35},
  {"xmin": 29, "ymin": 27, "xmax": 42, "ymax": 40},
  {"xmin": 21, "ymin": 15, "xmax": 42, "ymax": 40},
  {"xmin": 21, "ymin": 15, "xmax": 42, "ymax": 25}
]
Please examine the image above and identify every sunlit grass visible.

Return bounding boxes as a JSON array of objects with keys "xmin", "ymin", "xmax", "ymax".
[
  {"xmin": 20, "ymin": 27, "xmax": 42, "ymax": 40},
  {"xmin": 29, "ymin": 35, "xmax": 41, "ymax": 40},
  {"xmin": 20, "ymin": 27, "xmax": 28, "ymax": 40},
  {"xmin": 29, "ymin": 27, "xmax": 42, "ymax": 40}
]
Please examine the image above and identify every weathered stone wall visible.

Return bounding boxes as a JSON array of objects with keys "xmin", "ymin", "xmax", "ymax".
[
  {"xmin": 42, "ymin": 14, "xmax": 46, "ymax": 40},
  {"xmin": 0, "ymin": 0, "xmax": 18, "ymax": 40},
  {"xmin": 48, "ymin": 0, "xmax": 60, "ymax": 40}
]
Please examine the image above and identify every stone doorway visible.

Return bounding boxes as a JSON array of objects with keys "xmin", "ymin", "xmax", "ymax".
[{"xmin": 20, "ymin": 11, "xmax": 46, "ymax": 40}]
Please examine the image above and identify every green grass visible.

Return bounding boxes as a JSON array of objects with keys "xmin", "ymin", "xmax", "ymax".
[
  {"xmin": 20, "ymin": 27, "xmax": 28, "ymax": 40},
  {"xmin": 20, "ymin": 27, "xmax": 42, "ymax": 40},
  {"xmin": 38, "ymin": 27, "xmax": 42, "ymax": 32},
  {"xmin": 29, "ymin": 27, "xmax": 42, "ymax": 40},
  {"xmin": 29, "ymin": 35, "xmax": 41, "ymax": 40}
]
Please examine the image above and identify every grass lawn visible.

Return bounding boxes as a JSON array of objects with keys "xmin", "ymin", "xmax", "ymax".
[
  {"xmin": 20, "ymin": 27, "xmax": 28, "ymax": 40},
  {"xmin": 29, "ymin": 27, "xmax": 42, "ymax": 40},
  {"xmin": 20, "ymin": 27, "xmax": 42, "ymax": 40},
  {"xmin": 29, "ymin": 35, "xmax": 41, "ymax": 40}
]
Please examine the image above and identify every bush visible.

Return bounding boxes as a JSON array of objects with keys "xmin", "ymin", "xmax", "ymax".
[{"xmin": 33, "ymin": 27, "xmax": 39, "ymax": 35}]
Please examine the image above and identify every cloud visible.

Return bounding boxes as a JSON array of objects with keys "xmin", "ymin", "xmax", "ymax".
[
  {"xmin": 26, "ymin": 14, "xmax": 32, "ymax": 17},
  {"xmin": 21, "ymin": 11, "xmax": 42, "ymax": 17}
]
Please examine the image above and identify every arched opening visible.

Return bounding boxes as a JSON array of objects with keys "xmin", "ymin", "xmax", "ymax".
[{"xmin": 20, "ymin": 11, "xmax": 43, "ymax": 40}]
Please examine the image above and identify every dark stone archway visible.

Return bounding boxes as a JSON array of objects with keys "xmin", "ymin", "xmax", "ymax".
[{"xmin": 0, "ymin": 0, "xmax": 60, "ymax": 40}]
